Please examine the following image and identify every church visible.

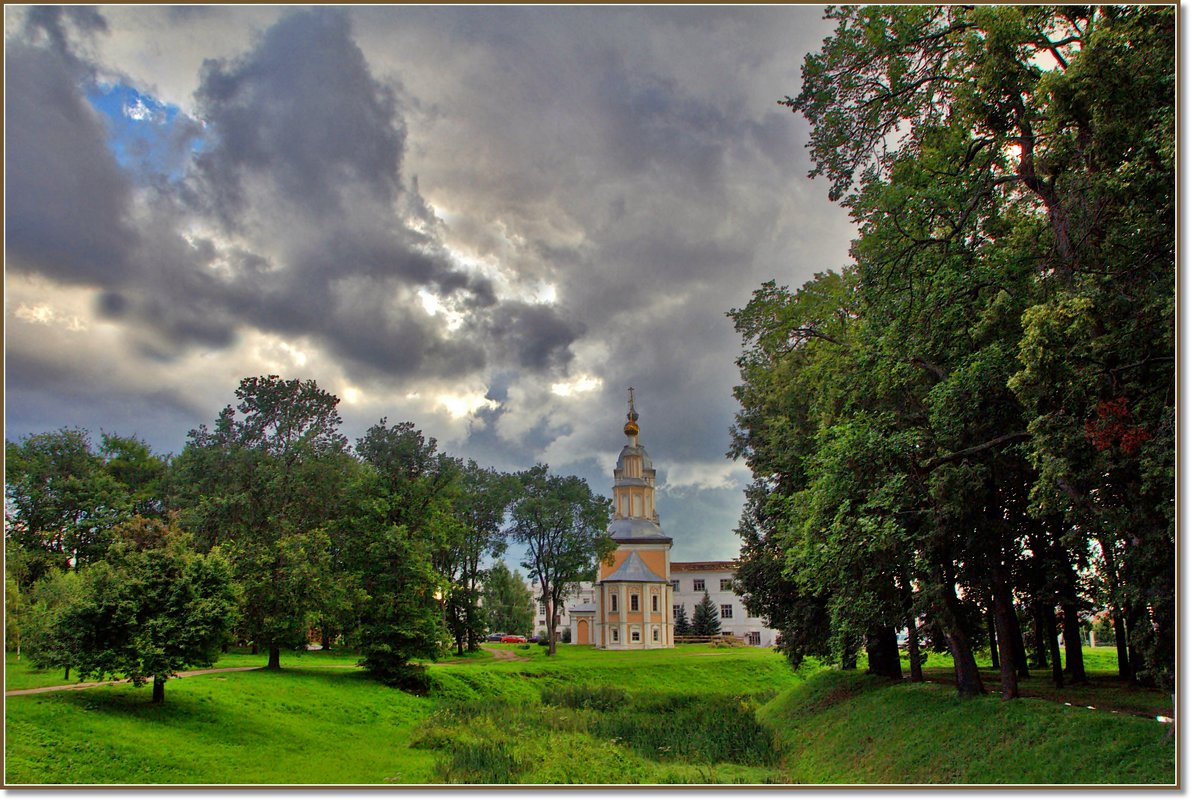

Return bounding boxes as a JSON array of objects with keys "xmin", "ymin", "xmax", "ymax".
[{"xmin": 569, "ymin": 389, "xmax": 675, "ymax": 648}]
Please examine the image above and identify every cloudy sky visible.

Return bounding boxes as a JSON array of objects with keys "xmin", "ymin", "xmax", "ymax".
[{"xmin": 5, "ymin": 6, "xmax": 855, "ymax": 562}]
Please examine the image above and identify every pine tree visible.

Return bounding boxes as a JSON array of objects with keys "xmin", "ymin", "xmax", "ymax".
[
  {"xmin": 674, "ymin": 603, "xmax": 692, "ymax": 636},
  {"xmin": 691, "ymin": 591, "xmax": 721, "ymax": 637}
]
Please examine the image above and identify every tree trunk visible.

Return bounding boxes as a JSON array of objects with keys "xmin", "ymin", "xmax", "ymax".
[
  {"xmin": 1125, "ymin": 603, "xmax": 1154, "ymax": 687},
  {"xmin": 866, "ymin": 625, "xmax": 902, "ymax": 679},
  {"xmin": 1030, "ymin": 600, "xmax": 1049, "ymax": 669},
  {"xmin": 1061, "ymin": 602, "xmax": 1087, "ymax": 683},
  {"xmin": 906, "ymin": 616, "xmax": 924, "ymax": 683},
  {"xmin": 546, "ymin": 594, "xmax": 558, "ymax": 656},
  {"xmin": 1009, "ymin": 603, "xmax": 1030, "ymax": 680},
  {"xmin": 321, "ymin": 624, "xmax": 332, "ymax": 652},
  {"xmin": 986, "ymin": 604, "xmax": 1000, "ymax": 670},
  {"xmin": 251, "ymin": 642, "xmax": 259, "ymax": 655},
  {"xmin": 1044, "ymin": 603, "xmax": 1064, "ymax": 688},
  {"xmin": 898, "ymin": 566, "xmax": 923, "ymax": 682},
  {"xmin": 267, "ymin": 645, "xmax": 281, "ymax": 670},
  {"xmin": 456, "ymin": 635, "xmax": 465, "ymax": 657},
  {"xmin": 1113, "ymin": 609, "xmax": 1133, "ymax": 681},
  {"xmin": 991, "ymin": 568, "xmax": 1019, "ymax": 700},
  {"xmin": 152, "ymin": 675, "xmax": 165, "ymax": 704},
  {"xmin": 840, "ymin": 636, "xmax": 858, "ymax": 670},
  {"xmin": 63, "ymin": 666, "xmax": 70, "ymax": 681},
  {"xmin": 941, "ymin": 582, "xmax": 985, "ymax": 698}
]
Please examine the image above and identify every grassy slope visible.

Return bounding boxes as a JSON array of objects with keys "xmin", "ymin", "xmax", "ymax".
[
  {"xmin": 761, "ymin": 669, "xmax": 1175, "ymax": 785},
  {"xmin": 5, "ymin": 643, "xmax": 1176, "ymax": 785}
]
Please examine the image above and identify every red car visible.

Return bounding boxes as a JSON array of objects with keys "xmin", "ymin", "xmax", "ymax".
[{"xmin": 500, "ymin": 635, "xmax": 528, "ymax": 643}]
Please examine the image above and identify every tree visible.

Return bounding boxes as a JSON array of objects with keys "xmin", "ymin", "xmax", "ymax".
[
  {"xmin": 449, "ymin": 462, "xmax": 517, "ymax": 652},
  {"xmin": 172, "ymin": 375, "xmax": 349, "ymax": 670},
  {"xmin": 22, "ymin": 568, "xmax": 84, "ymax": 680},
  {"xmin": 507, "ymin": 465, "xmax": 613, "ymax": 655},
  {"xmin": 350, "ymin": 419, "xmax": 450, "ymax": 686},
  {"xmin": 731, "ymin": 5, "xmax": 1173, "ymax": 699},
  {"xmin": 6, "ymin": 428, "xmax": 130, "ymax": 577},
  {"xmin": 482, "ymin": 561, "xmax": 534, "ymax": 637},
  {"xmin": 673, "ymin": 603, "xmax": 693, "ymax": 637},
  {"xmin": 691, "ymin": 591, "xmax": 721, "ymax": 637},
  {"xmin": 99, "ymin": 433, "xmax": 168, "ymax": 519},
  {"xmin": 29, "ymin": 517, "xmax": 236, "ymax": 703}
]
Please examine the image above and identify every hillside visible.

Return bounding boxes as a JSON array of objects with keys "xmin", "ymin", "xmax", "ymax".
[{"xmin": 4, "ymin": 644, "xmax": 1175, "ymax": 785}]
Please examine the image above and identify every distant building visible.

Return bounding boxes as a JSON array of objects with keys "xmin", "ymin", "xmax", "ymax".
[
  {"xmin": 670, "ymin": 561, "xmax": 777, "ymax": 647},
  {"xmin": 528, "ymin": 579, "xmax": 595, "ymax": 640}
]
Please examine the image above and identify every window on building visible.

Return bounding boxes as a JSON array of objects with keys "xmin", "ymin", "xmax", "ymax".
[
  {"xmin": 652, "ymin": 627, "xmax": 659, "ymax": 642},
  {"xmin": 631, "ymin": 630, "xmax": 641, "ymax": 642},
  {"xmin": 693, "ymin": 579, "xmax": 705, "ymax": 592},
  {"xmin": 611, "ymin": 628, "xmax": 619, "ymax": 643},
  {"xmin": 720, "ymin": 579, "xmax": 733, "ymax": 591},
  {"xmin": 747, "ymin": 631, "xmax": 761, "ymax": 646},
  {"xmin": 630, "ymin": 594, "xmax": 640, "ymax": 612},
  {"xmin": 539, "ymin": 603, "xmax": 547, "ymax": 614},
  {"xmin": 671, "ymin": 580, "xmax": 679, "ymax": 592},
  {"xmin": 610, "ymin": 594, "xmax": 618, "ymax": 612},
  {"xmin": 720, "ymin": 604, "xmax": 734, "ymax": 619},
  {"xmin": 673, "ymin": 604, "xmax": 682, "ymax": 619},
  {"xmin": 651, "ymin": 594, "xmax": 659, "ymax": 612}
]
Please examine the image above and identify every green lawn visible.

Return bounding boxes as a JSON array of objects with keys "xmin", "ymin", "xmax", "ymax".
[{"xmin": 4, "ymin": 643, "xmax": 1176, "ymax": 785}]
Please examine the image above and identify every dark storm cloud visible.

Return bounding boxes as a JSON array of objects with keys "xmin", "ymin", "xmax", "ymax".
[
  {"xmin": 4, "ymin": 350, "xmax": 206, "ymax": 455},
  {"xmin": 486, "ymin": 303, "xmax": 586, "ymax": 372},
  {"xmin": 7, "ymin": 6, "xmax": 581, "ymax": 388},
  {"xmin": 5, "ymin": 42, "xmax": 136, "ymax": 286},
  {"xmin": 191, "ymin": 9, "xmax": 402, "ymax": 226}
]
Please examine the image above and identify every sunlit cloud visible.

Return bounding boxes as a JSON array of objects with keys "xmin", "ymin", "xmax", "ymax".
[
  {"xmin": 551, "ymin": 374, "xmax": 602, "ymax": 397},
  {"xmin": 437, "ymin": 390, "xmax": 500, "ymax": 420}
]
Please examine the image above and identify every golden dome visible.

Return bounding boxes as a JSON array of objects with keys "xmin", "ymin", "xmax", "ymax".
[{"xmin": 624, "ymin": 420, "xmax": 639, "ymax": 436}]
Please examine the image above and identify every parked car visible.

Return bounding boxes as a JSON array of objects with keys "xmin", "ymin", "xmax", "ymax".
[
  {"xmin": 500, "ymin": 634, "xmax": 528, "ymax": 643},
  {"xmin": 486, "ymin": 633, "xmax": 506, "ymax": 642}
]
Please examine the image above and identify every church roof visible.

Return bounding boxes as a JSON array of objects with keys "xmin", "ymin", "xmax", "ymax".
[
  {"xmin": 602, "ymin": 551, "xmax": 668, "ymax": 583},
  {"xmin": 608, "ymin": 517, "xmax": 672, "ymax": 544}
]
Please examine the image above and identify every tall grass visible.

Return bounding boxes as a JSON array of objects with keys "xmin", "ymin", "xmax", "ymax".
[{"xmin": 411, "ymin": 681, "xmax": 786, "ymax": 784}]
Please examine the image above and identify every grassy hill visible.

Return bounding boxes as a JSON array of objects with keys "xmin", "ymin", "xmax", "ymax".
[{"xmin": 4, "ymin": 644, "xmax": 1175, "ymax": 785}]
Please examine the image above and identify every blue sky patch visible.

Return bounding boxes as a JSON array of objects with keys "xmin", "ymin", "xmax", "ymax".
[{"xmin": 87, "ymin": 83, "xmax": 204, "ymax": 180}]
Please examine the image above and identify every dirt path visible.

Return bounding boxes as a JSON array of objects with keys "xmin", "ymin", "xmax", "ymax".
[
  {"xmin": 5, "ymin": 665, "xmax": 262, "ymax": 697},
  {"xmin": 487, "ymin": 648, "xmax": 530, "ymax": 662}
]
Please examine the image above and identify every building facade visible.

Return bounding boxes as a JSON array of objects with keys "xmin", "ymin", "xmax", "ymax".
[{"xmin": 670, "ymin": 562, "xmax": 779, "ymax": 647}]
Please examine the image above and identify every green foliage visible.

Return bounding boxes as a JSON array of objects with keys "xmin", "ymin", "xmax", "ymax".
[
  {"xmin": 5, "ymin": 428, "xmax": 159, "ymax": 579},
  {"xmin": 734, "ymin": 5, "xmax": 1174, "ymax": 698},
  {"xmin": 691, "ymin": 591, "xmax": 720, "ymax": 637},
  {"xmin": 173, "ymin": 375, "xmax": 351, "ymax": 668},
  {"xmin": 507, "ymin": 465, "xmax": 613, "ymax": 655},
  {"xmin": 355, "ymin": 525, "xmax": 444, "ymax": 687},
  {"xmin": 482, "ymin": 561, "xmax": 533, "ymax": 637},
  {"xmin": 672, "ymin": 603, "xmax": 692, "ymax": 637},
  {"xmin": 22, "ymin": 568, "xmax": 84, "ymax": 676},
  {"xmin": 24, "ymin": 517, "xmax": 237, "ymax": 702}
]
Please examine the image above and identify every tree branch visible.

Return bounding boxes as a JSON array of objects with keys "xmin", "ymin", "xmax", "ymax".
[{"xmin": 919, "ymin": 431, "xmax": 1030, "ymax": 473}]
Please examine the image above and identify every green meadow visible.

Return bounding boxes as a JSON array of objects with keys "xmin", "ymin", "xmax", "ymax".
[{"xmin": 4, "ymin": 644, "xmax": 1174, "ymax": 785}]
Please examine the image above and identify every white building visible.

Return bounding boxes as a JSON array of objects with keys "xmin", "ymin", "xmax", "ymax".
[
  {"xmin": 670, "ymin": 561, "xmax": 778, "ymax": 647},
  {"xmin": 528, "ymin": 579, "xmax": 595, "ymax": 640}
]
